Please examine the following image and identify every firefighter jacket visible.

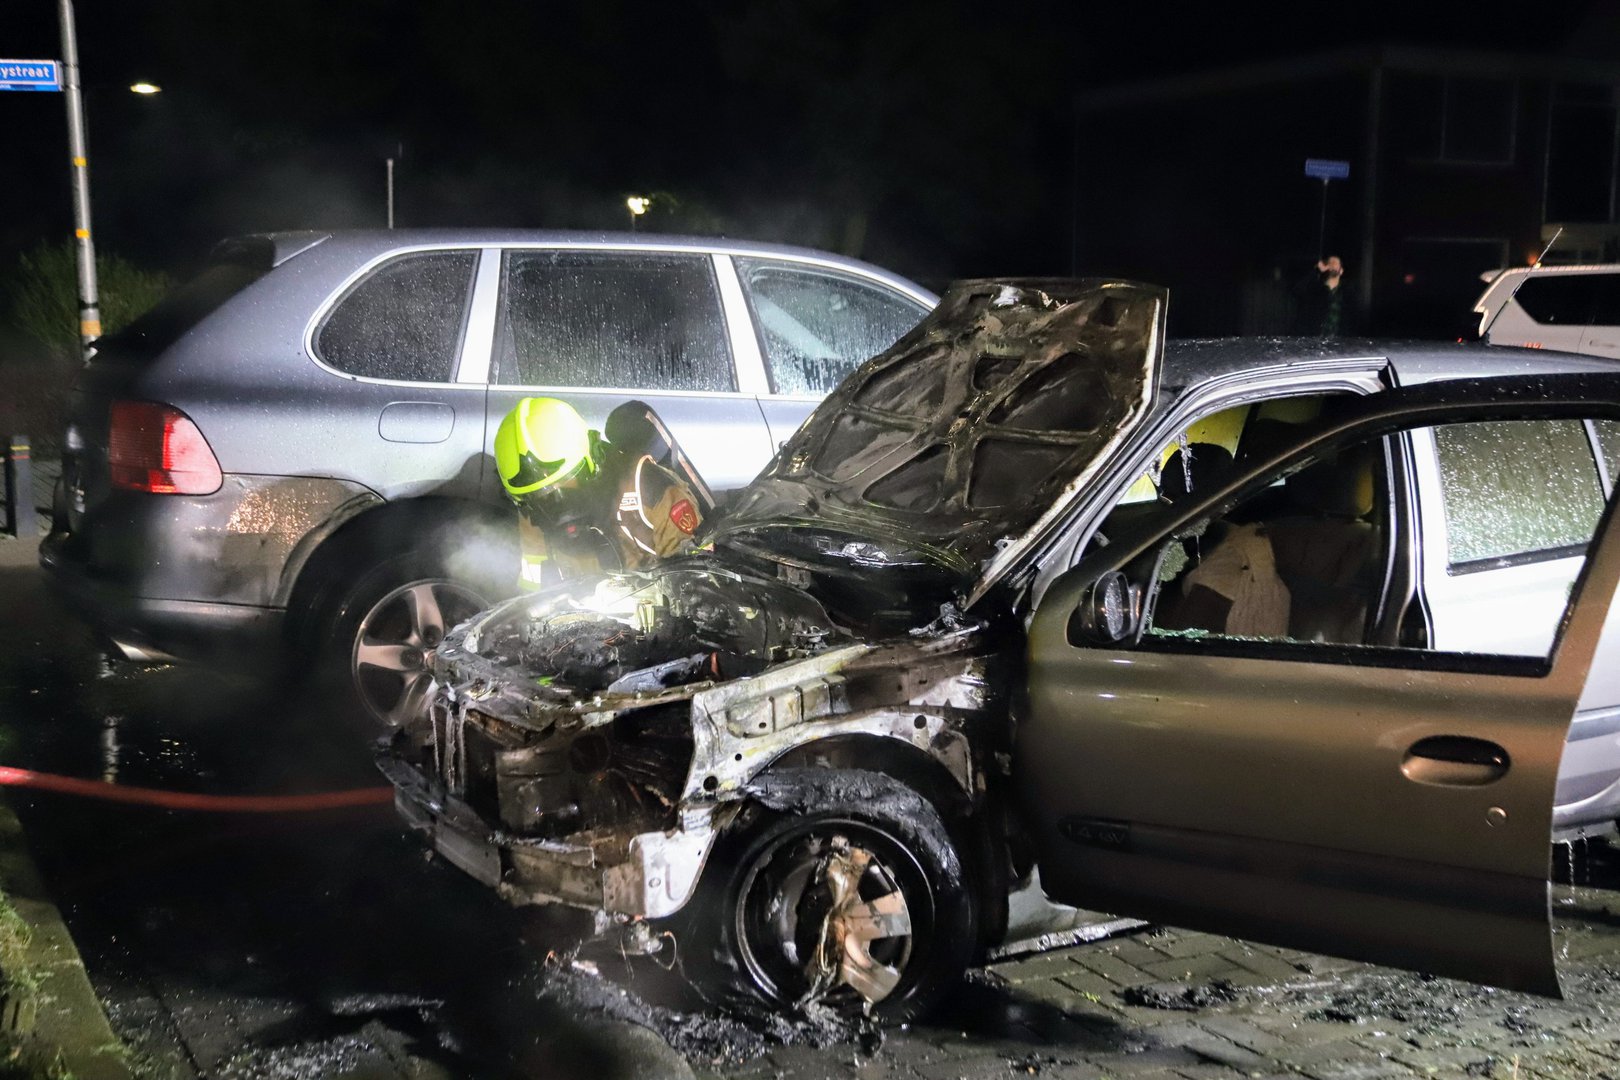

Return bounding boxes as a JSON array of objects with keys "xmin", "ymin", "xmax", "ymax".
[{"xmin": 518, "ymin": 452, "xmax": 703, "ymax": 588}]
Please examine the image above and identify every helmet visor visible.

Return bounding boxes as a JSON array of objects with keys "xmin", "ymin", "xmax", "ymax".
[{"xmin": 505, "ymin": 449, "xmax": 589, "ymax": 499}]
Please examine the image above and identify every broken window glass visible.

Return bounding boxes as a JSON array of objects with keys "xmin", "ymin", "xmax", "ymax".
[
  {"xmin": 1434, "ymin": 419, "xmax": 1604, "ymax": 566},
  {"xmin": 736, "ymin": 259, "xmax": 926, "ymax": 396},
  {"xmin": 1150, "ymin": 436, "xmax": 1388, "ymax": 646},
  {"xmin": 496, "ymin": 251, "xmax": 733, "ymax": 391},
  {"xmin": 315, "ymin": 250, "xmax": 477, "ymax": 382}
]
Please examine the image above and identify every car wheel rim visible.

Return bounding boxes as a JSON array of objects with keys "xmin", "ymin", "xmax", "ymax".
[
  {"xmin": 735, "ymin": 821, "xmax": 927, "ymax": 1010},
  {"xmin": 351, "ymin": 579, "xmax": 486, "ymax": 726}
]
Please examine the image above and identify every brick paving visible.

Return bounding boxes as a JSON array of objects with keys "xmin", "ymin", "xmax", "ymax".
[{"xmin": 699, "ymin": 883, "xmax": 1620, "ymax": 1080}]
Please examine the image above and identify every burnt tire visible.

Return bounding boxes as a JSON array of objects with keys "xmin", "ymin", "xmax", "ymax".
[
  {"xmin": 677, "ymin": 768, "xmax": 976, "ymax": 1024},
  {"xmin": 310, "ymin": 549, "xmax": 493, "ymax": 730}
]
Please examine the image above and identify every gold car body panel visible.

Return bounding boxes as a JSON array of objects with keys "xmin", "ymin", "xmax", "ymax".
[{"xmin": 1022, "ymin": 402, "xmax": 1620, "ymax": 998}]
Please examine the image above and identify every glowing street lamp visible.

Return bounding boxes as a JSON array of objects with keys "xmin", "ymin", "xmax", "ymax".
[
  {"xmin": 626, "ymin": 195, "xmax": 650, "ymax": 231},
  {"xmin": 128, "ymin": 81, "xmax": 160, "ymax": 95}
]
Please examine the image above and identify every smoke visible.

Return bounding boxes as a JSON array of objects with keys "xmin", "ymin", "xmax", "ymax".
[{"xmin": 441, "ymin": 516, "xmax": 522, "ymax": 603}]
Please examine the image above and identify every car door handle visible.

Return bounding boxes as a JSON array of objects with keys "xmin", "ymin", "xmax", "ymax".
[{"xmin": 1401, "ymin": 735, "xmax": 1511, "ymax": 787}]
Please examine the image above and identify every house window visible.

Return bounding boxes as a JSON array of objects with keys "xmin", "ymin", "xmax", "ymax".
[
  {"xmin": 1547, "ymin": 82, "xmax": 1618, "ymax": 224},
  {"xmin": 1392, "ymin": 73, "xmax": 1517, "ymax": 165}
]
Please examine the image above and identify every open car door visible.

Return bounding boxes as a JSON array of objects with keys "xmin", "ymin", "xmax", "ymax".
[{"xmin": 1020, "ymin": 385, "xmax": 1620, "ymax": 996}]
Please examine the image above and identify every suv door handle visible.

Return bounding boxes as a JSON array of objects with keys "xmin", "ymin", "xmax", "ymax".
[{"xmin": 1401, "ymin": 735, "xmax": 1511, "ymax": 786}]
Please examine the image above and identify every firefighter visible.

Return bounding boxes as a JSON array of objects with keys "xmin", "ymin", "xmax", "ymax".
[{"xmin": 493, "ymin": 397, "xmax": 707, "ymax": 589}]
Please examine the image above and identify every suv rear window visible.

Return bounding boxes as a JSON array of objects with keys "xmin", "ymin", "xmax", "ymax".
[
  {"xmin": 1513, "ymin": 275, "xmax": 1601, "ymax": 326},
  {"xmin": 315, "ymin": 250, "xmax": 478, "ymax": 382}
]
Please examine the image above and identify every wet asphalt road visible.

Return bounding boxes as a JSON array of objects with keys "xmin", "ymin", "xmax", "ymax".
[
  {"xmin": 12, "ymin": 534, "xmax": 1620, "ymax": 1080},
  {"xmin": 1, "ymin": 542, "xmax": 512, "ymax": 1077}
]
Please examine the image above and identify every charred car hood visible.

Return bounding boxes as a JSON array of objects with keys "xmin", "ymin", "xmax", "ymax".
[{"xmin": 714, "ymin": 278, "xmax": 1166, "ymax": 600}]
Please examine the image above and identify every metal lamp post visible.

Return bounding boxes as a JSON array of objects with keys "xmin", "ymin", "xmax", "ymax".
[{"xmin": 58, "ymin": 0, "xmax": 100, "ymax": 357}]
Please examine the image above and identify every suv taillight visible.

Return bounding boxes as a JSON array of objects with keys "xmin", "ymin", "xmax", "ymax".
[{"xmin": 107, "ymin": 401, "xmax": 223, "ymax": 495}]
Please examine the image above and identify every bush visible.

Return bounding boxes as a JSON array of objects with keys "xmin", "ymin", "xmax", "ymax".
[{"xmin": 0, "ymin": 243, "xmax": 172, "ymax": 456}]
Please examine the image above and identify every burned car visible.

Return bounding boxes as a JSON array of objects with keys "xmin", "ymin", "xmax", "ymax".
[{"xmin": 382, "ymin": 278, "xmax": 1620, "ymax": 1020}]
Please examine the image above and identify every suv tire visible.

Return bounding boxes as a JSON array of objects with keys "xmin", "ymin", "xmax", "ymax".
[{"xmin": 312, "ymin": 548, "xmax": 495, "ymax": 729}]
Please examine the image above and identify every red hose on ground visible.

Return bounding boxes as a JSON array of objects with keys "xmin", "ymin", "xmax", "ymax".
[{"xmin": 0, "ymin": 767, "xmax": 394, "ymax": 813}]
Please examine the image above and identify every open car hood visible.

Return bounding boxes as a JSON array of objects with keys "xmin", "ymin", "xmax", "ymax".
[{"xmin": 713, "ymin": 278, "xmax": 1166, "ymax": 605}]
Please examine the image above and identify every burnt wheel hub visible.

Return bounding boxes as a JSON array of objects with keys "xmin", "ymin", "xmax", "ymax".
[{"xmin": 739, "ymin": 827, "xmax": 918, "ymax": 1010}]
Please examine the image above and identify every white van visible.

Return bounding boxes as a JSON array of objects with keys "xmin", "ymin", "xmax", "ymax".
[{"xmin": 1474, "ymin": 264, "xmax": 1620, "ymax": 358}]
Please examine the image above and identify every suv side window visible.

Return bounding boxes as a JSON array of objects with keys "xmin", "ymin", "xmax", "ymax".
[
  {"xmin": 735, "ymin": 258, "xmax": 927, "ymax": 395},
  {"xmin": 1591, "ymin": 275, "xmax": 1620, "ymax": 326},
  {"xmin": 496, "ymin": 250, "xmax": 734, "ymax": 391},
  {"xmin": 1513, "ymin": 275, "xmax": 1598, "ymax": 326},
  {"xmin": 315, "ymin": 250, "xmax": 478, "ymax": 381},
  {"xmin": 1433, "ymin": 420, "xmax": 1605, "ymax": 568}
]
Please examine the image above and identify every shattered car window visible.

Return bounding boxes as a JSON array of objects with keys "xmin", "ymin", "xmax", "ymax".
[
  {"xmin": 1434, "ymin": 420, "xmax": 1605, "ymax": 566},
  {"xmin": 719, "ymin": 279, "xmax": 1165, "ymax": 579},
  {"xmin": 1149, "ymin": 434, "xmax": 1385, "ymax": 646},
  {"xmin": 496, "ymin": 250, "xmax": 734, "ymax": 391},
  {"xmin": 736, "ymin": 259, "xmax": 927, "ymax": 396}
]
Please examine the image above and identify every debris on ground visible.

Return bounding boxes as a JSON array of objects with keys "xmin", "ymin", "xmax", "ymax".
[
  {"xmin": 534, "ymin": 958, "xmax": 884, "ymax": 1068},
  {"xmin": 1006, "ymin": 1050, "xmax": 1082, "ymax": 1074},
  {"xmin": 1288, "ymin": 971, "xmax": 1490, "ymax": 1031},
  {"xmin": 1118, "ymin": 978, "xmax": 1238, "ymax": 1011}
]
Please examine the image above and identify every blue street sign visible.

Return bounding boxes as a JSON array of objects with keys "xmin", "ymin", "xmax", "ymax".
[
  {"xmin": 0, "ymin": 60, "xmax": 62, "ymax": 92},
  {"xmin": 1304, "ymin": 158, "xmax": 1351, "ymax": 181}
]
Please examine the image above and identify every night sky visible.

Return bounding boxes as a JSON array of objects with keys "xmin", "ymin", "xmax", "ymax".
[{"xmin": 2, "ymin": 0, "xmax": 1614, "ymax": 287}]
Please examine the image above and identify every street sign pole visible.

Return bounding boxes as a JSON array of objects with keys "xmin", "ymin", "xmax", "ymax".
[
  {"xmin": 1303, "ymin": 159, "xmax": 1351, "ymax": 261},
  {"xmin": 57, "ymin": 0, "xmax": 101, "ymax": 357},
  {"xmin": 1318, "ymin": 178, "xmax": 1330, "ymax": 260}
]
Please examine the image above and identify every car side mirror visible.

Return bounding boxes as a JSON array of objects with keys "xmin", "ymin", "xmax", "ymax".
[{"xmin": 1068, "ymin": 570, "xmax": 1141, "ymax": 646}]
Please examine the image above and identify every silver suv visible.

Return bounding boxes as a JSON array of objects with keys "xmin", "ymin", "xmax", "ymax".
[{"xmin": 39, "ymin": 230, "xmax": 934, "ymax": 723}]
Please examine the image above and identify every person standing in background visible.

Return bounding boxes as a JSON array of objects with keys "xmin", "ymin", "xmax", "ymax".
[{"xmin": 1295, "ymin": 255, "xmax": 1347, "ymax": 336}]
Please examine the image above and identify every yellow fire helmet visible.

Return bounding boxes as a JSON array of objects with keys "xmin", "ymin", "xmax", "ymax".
[{"xmin": 493, "ymin": 397, "xmax": 595, "ymax": 502}]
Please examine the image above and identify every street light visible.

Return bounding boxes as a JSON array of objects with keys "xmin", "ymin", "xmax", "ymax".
[
  {"xmin": 626, "ymin": 195, "xmax": 650, "ymax": 231},
  {"xmin": 128, "ymin": 81, "xmax": 160, "ymax": 95}
]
